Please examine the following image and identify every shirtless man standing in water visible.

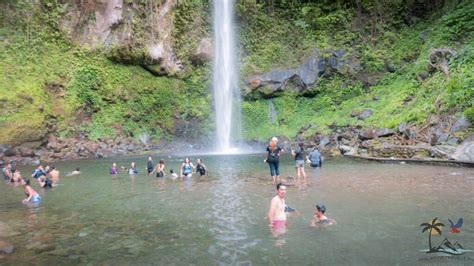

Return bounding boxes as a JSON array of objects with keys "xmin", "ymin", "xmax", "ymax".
[{"xmin": 267, "ymin": 183, "xmax": 287, "ymax": 236}]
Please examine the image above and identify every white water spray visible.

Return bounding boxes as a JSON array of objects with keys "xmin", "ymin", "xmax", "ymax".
[{"xmin": 213, "ymin": 0, "xmax": 239, "ymax": 152}]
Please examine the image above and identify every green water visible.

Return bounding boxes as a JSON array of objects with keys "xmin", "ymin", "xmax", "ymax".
[{"xmin": 1, "ymin": 154, "xmax": 473, "ymax": 265}]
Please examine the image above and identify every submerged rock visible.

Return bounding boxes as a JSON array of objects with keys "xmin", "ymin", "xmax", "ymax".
[{"xmin": 0, "ymin": 222, "xmax": 20, "ymax": 238}]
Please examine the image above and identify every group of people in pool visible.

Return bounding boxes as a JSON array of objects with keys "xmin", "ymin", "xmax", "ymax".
[
  {"xmin": 110, "ymin": 157, "xmax": 208, "ymax": 181},
  {"xmin": 268, "ymin": 183, "xmax": 336, "ymax": 238},
  {"xmin": 265, "ymin": 137, "xmax": 322, "ymax": 184},
  {"xmin": 265, "ymin": 137, "xmax": 332, "ymax": 237},
  {"xmin": 2, "ymin": 161, "xmax": 81, "ymax": 203}
]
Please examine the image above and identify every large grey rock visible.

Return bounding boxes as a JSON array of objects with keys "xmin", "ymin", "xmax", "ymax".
[
  {"xmin": 429, "ymin": 145, "xmax": 456, "ymax": 159},
  {"xmin": 431, "ymin": 130, "xmax": 449, "ymax": 145},
  {"xmin": 359, "ymin": 129, "xmax": 377, "ymax": 140},
  {"xmin": 0, "ymin": 144, "xmax": 12, "ymax": 157},
  {"xmin": 319, "ymin": 135, "xmax": 331, "ymax": 147},
  {"xmin": 450, "ymin": 115, "xmax": 471, "ymax": 133},
  {"xmin": 450, "ymin": 140, "xmax": 474, "ymax": 161},
  {"xmin": 192, "ymin": 37, "xmax": 213, "ymax": 64},
  {"xmin": 338, "ymin": 145, "xmax": 357, "ymax": 155},
  {"xmin": 375, "ymin": 128, "xmax": 395, "ymax": 138},
  {"xmin": 358, "ymin": 109, "xmax": 373, "ymax": 120},
  {"xmin": 398, "ymin": 122, "xmax": 408, "ymax": 133},
  {"xmin": 245, "ymin": 49, "xmax": 360, "ymax": 98}
]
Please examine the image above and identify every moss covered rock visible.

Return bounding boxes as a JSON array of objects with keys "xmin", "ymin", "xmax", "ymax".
[{"xmin": 0, "ymin": 118, "xmax": 47, "ymax": 148}]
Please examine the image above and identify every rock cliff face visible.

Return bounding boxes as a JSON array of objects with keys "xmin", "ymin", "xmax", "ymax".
[
  {"xmin": 245, "ymin": 49, "xmax": 361, "ymax": 99},
  {"xmin": 59, "ymin": 0, "xmax": 182, "ymax": 75}
]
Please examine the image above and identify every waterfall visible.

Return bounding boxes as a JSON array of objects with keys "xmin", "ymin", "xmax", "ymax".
[
  {"xmin": 213, "ymin": 0, "xmax": 239, "ymax": 152},
  {"xmin": 268, "ymin": 99, "xmax": 277, "ymax": 124}
]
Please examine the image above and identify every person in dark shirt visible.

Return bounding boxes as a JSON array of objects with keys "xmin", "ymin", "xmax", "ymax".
[
  {"xmin": 265, "ymin": 137, "xmax": 283, "ymax": 184},
  {"xmin": 196, "ymin": 158, "xmax": 207, "ymax": 176},
  {"xmin": 307, "ymin": 148, "xmax": 323, "ymax": 168},
  {"xmin": 291, "ymin": 142, "xmax": 307, "ymax": 181}
]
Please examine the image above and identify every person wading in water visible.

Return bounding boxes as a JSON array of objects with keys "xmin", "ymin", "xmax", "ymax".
[{"xmin": 265, "ymin": 137, "xmax": 283, "ymax": 184}]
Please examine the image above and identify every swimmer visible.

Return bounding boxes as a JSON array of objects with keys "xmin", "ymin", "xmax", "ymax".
[
  {"xmin": 110, "ymin": 162, "xmax": 118, "ymax": 175},
  {"xmin": 169, "ymin": 169, "xmax": 178, "ymax": 180},
  {"xmin": 180, "ymin": 157, "xmax": 194, "ymax": 180},
  {"xmin": 146, "ymin": 156, "xmax": 154, "ymax": 176},
  {"xmin": 2, "ymin": 162, "xmax": 12, "ymax": 181},
  {"xmin": 128, "ymin": 162, "xmax": 138, "ymax": 175},
  {"xmin": 152, "ymin": 159, "xmax": 165, "ymax": 178},
  {"xmin": 47, "ymin": 166, "xmax": 60, "ymax": 184},
  {"xmin": 267, "ymin": 183, "xmax": 288, "ymax": 236},
  {"xmin": 38, "ymin": 175, "xmax": 53, "ymax": 188},
  {"xmin": 31, "ymin": 165, "xmax": 46, "ymax": 180},
  {"xmin": 310, "ymin": 204, "xmax": 336, "ymax": 228},
  {"xmin": 11, "ymin": 169, "xmax": 23, "ymax": 183},
  {"xmin": 66, "ymin": 168, "xmax": 81, "ymax": 176},
  {"xmin": 21, "ymin": 179, "xmax": 41, "ymax": 203},
  {"xmin": 196, "ymin": 158, "xmax": 207, "ymax": 176}
]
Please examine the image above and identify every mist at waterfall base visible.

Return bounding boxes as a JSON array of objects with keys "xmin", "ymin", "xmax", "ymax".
[{"xmin": 212, "ymin": 0, "xmax": 242, "ymax": 154}]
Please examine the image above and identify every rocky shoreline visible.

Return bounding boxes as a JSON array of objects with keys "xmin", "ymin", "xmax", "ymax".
[
  {"xmin": 271, "ymin": 114, "xmax": 473, "ymax": 164},
  {"xmin": 0, "ymin": 135, "xmax": 154, "ymax": 166},
  {"xmin": 0, "ymin": 114, "xmax": 472, "ymax": 166}
]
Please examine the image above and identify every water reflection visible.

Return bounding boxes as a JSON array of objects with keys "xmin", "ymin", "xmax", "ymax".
[{"xmin": 208, "ymin": 156, "xmax": 260, "ymax": 264}]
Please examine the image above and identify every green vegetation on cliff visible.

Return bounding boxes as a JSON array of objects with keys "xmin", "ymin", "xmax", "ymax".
[
  {"xmin": 238, "ymin": 0, "xmax": 473, "ymax": 141},
  {"xmin": 0, "ymin": 0, "xmax": 472, "ymax": 147},
  {"xmin": 0, "ymin": 1, "xmax": 213, "ymax": 146}
]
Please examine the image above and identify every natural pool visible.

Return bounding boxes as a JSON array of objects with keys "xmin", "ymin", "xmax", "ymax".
[{"xmin": 1, "ymin": 154, "xmax": 473, "ymax": 265}]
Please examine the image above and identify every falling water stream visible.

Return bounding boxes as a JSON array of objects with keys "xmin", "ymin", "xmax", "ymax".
[{"xmin": 213, "ymin": 0, "xmax": 239, "ymax": 152}]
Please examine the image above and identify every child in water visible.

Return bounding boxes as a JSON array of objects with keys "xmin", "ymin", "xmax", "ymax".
[
  {"xmin": 128, "ymin": 162, "xmax": 138, "ymax": 175},
  {"xmin": 169, "ymin": 169, "xmax": 178, "ymax": 180},
  {"xmin": 310, "ymin": 204, "xmax": 336, "ymax": 228},
  {"xmin": 110, "ymin": 162, "xmax": 118, "ymax": 175}
]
